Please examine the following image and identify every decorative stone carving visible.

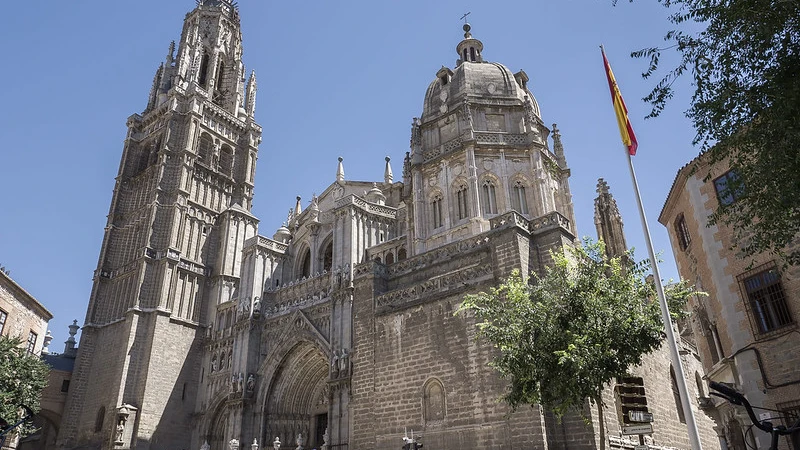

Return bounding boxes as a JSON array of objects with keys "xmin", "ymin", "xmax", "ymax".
[
  {"xmin": 201, "ymin": 441, "xmax": 211, "ymax": 450},
  {"xmin": 246, "ymin": 373, "xmax": 256, "ymax": 393},
  {"xmin": 229, "ymin": 438, "xmax": 240, "ymax": 450}
]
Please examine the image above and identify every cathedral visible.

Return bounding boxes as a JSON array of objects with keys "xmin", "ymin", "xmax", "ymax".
[{"xmin": 54, "ymin": 1, "xmax": 719, "ymax": 449}]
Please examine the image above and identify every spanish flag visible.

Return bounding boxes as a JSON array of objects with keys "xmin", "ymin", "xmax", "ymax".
[{"xmin": 601, "ymin": 47, "xmax": 638, "ymax": 156}]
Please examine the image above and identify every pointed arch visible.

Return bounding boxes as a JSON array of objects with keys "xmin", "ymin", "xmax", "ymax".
[
  {"xmin": 198, "ymin": 133, "xmax": 213, "ymax": 163},
  {"xmin": 256, "ymin": 329, "xmax": 331, "ymax": 449},
  {"xmin": 199, "ymin": 52, "xmax": 211, "ymax": 88},
  {"xmin": 452, "ymin": 178, "xmax": 470, "ymax": 221},
  {"xmin": 479, "ymin": 173, "xmax": 500, "ymax": 216}
]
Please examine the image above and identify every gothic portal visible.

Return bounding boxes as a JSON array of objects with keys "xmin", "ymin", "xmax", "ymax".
[{"xmin": 57, "ymin": 3, "xmax": 718, "ymax": 450}]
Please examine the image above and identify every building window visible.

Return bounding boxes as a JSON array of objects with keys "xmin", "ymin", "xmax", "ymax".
[
  {"xmin": 95, "ymin": 406, "xmax": 105, "ymax": 433},
  {"xmin": 0, "ymin": 309, "xmax": 6, "ymax": 336},
  {"xmin": 511, "ymin": 180, "xmax": 529, "ymax": 215},
  {"xmin": 26, "ymin": 331, "xmax": 37, "ymax": 355},
  {"xmin": 739, "ymin": 264, "xmax": 793, "ymax": 335},
  {"xmin": 482, "ymin": 180, "xmax": 497, "ymax": 215},
  {"xmin": 714, "ymin": 170, "xmax": 744, "ymax": 206},
  {"xmin": 198, "ymin": 53, "xmax": 210, "ymax": 88},
  {"xmin": 670, "ymin": 366, "xmax": 686, "ymax": 423},
  {"xmin": 322, "ymin": 242, "xmax": 333, "ymax": 272},
  {"xmin": 675, "ymin": 213, "xmax": 691, "ymax": 251},
  {"xmin": 61, "ymin": 379, "xmax": 71, "ymax": 393},
  {"xmin": 219, "ymin": 145, "xmax": 233, "ymax": 176},
  {"xmin": 197, "ymin": 133, "xmax": 213, "ymax": 162},
  {"xmin": 431, "ymin": 194, "xmax": 444, "ymax": 229},
  {"xmin": 300, "ymin": 248, "xmax": 311, "ymax": 278},
  {"xmin": 455, "ymin": 184, "xmax": 469, "ymax": 220}
]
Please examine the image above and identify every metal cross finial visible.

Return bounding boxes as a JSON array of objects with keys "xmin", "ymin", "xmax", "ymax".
[{"xmin": 460, "ymin": 12, "xmax": 471, "ymax": 24}]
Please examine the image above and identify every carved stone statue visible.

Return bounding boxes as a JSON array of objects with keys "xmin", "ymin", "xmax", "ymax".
[
  {"xmin": 273, "ymin": 437, "xmax": 281, "ymax": 450},
  {"xmin": 115, "ymin": 418, "xmax": 125, "ymax": 443},
  {"xmin": 295, "ymin": 433, "xmax": 304, "ymax": 450},
  {"xmin": 246, "ymin": 373, "xmax": 256, "ymax": 393},
  {"xmin": 331, "ymin": 349, "xmax": 340, "ymax": 377},
  {"xmin": 251, "ymin": 438, "xmax": 259, "ymax": 450},
  {"xmin": 340, "ymin": 348, "xmax": 350, "ymax": 376},
  {"xmin": 237, "ymin": 372, "xmax": 244, "ymax": 392},
  {"xmin": 231, "ymin": 373, "xmax": 238, "ymax": 393},
  {"xmin": 229, "ymin": 438, "xmax": 240, "ymax": 450},
  {"xmin": 201, "ymin": 441, "xmax": 211, "ymax": 450},
  {"xmin": 321, "ymin": 427, "xmax": 329, "ymax": 450},
  {"xmin": 253, "ymin": 297, "xmax": 262, "ymax": 316}
]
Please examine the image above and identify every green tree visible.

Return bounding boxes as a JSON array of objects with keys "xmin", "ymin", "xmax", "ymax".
[
  {"xmin": 0, "ymin": 335, "xmax": 50, "ymax": 440},
  {"xmin": 621, "ymin": 0, "xmax": 800, "ymax": 264},
  {"xmin": 456, "ymin": 241, "xmax": 696, "ymax": 418}
]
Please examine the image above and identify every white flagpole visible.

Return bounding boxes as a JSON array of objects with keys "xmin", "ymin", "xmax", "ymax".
[{"xmin": 625, "ymin": 149, "xmax": 703, "ymax": 450}]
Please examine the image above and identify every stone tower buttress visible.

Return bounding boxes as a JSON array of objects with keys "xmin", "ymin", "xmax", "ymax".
[{"xmin": 58, "ymin": 2, "xmax": 262, "ymax": 449}]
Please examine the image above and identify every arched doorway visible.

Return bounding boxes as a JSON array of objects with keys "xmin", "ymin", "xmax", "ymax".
[
  {"xmin": 263, "ymin": 341, "xmax": 329, "ymax": 449},
  {"xmin": 206, "ymin": 401, "xmax": 228, "ymax": 450}
]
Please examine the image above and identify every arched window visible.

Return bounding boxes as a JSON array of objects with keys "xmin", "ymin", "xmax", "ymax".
[
  {"xmin": 481, "ymin": 179, "xmax": 497, "ymax": 215},
  {"xmin": 398, "ymin": 248, "xmax": 407, "ymax": 261},
  {"xmin": 671, "ymin": 366, "xmax": 686, "ymax": 423},
  {"xmin": 455, "ymin": 184, "xmax": 470, "ymax": 220},
  {"xmin": 469, "ymin": 47, "xmax": 476, "ymax": 61},
  {"xmin": 511, "ymin": 180, "xmax": 529, "ymax": 215},
  {"xmin": 198, "ymin": 133, "xmax": 213, "ymax": 162},
  {"xmin": 386, "ymin": 252, "xmax": 395, "ymax": 265},
  {"xmin": 423, "ymin": 378, "xmax": 446, "ymax": 423},
  {"xmin": 219, "ymin": 145, "xmax": 233, "ymax": 176},
  {"xmin": 95, "ymin": 406, "xmax": 106, "ymax": 432},
  {"xmin": 322, "ymin": 241, "xmax": 333, "ymax": 272},
  {"xmin": 431, "ymin": 193, "xmax": 444, "ymax": 229},
  {"xmin": 300, "ymin": 248, "xmax": 311, "ymax": 278},
  {"xmin": 198, "ymin": 53, "xmax": 210, "ymax": 88}
]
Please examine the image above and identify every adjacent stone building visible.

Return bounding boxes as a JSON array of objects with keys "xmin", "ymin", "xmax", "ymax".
[
  {"xmin": 56, "ymin": 2, "xmax": 720, "ymax": 449},
  {"xmin": 660, "ymin": 154, "xmax": 800, "ymax": 450},
  {"xmin": 0, "ymin": 270, "xmax": 53, "ymax": 450},
  {"xmin": 0, "ymin": 270, "xmax": 52, "ymax": 356}
]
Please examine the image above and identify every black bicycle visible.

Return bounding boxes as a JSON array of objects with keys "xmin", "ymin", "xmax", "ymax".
[{"xmin": 710, "ymin": 381, "xmax": 800, "ymax": 450}]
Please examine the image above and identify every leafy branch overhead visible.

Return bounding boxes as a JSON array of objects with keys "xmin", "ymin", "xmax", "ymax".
[
  {"xmin": 619, "ymin": 0, "xmax": 800, "ymax": 264},
  {"xmin": 457, "ymin": 241, "xmax": 698, "ymax": 417}
]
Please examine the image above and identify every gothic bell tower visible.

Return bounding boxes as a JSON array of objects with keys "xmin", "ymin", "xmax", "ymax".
[{"xmin": 58, "ymin": 1, "xmax": 262, "ymax": 449}]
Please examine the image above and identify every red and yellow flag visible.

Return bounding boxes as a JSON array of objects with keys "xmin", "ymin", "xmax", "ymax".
[{"xmin": 601, "ymin": 47, "xmax": 638, "ymax": 156}]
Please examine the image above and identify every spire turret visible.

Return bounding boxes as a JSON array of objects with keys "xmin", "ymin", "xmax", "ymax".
[
  {"xmin": 336, "ymin": 157, "xmax": 345, "ymax": 182},
  {"xmin": 245, "ymin": 70, "xmax": 257, "ymax": 117},
  {"xmin": 552, "ymin": 123, "xmax": 567, "ymax": 168},
  {"xmin": 594, "ymin": 178, "xmax": 627, "ymax": 259},
  {"xmin": 384, "ymin": 156, "xmax": 393, "ymax": 184},
  {"xmin": 456, "ymin": 23, "xmax": 484, "ymax": 65}
]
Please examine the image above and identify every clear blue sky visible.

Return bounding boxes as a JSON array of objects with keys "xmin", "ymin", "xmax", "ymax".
[{"xmin": 0, "ymin": 1, "xmax": 700, "ymax": 348}]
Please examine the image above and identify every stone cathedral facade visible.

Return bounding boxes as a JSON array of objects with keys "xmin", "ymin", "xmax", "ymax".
[{"xmin": 55, "ymin": 2, "xmax": 719, "ymax": 450}]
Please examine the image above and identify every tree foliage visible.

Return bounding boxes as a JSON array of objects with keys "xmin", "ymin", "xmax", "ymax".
[
  {"xmin": 0, "ymin": 335, "xmax": 49, "ymax": 439},
  {"xmin": 620, "ymin": 0, "xmax": 800, "ymax": 264},
  {"xmin": 457, "ymin": 241, "xmax": 696, "ymax": 417}
]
